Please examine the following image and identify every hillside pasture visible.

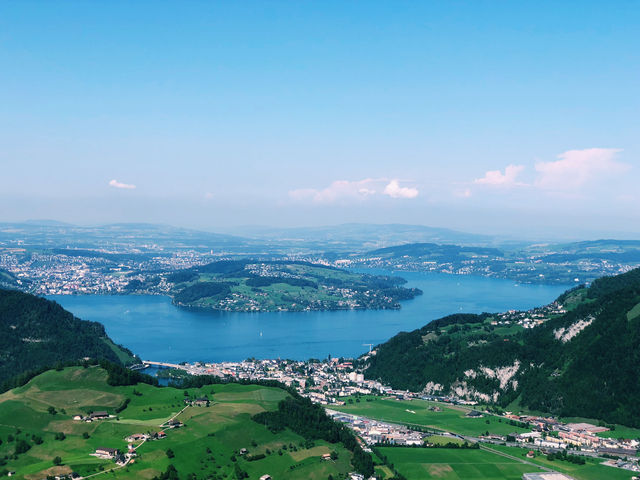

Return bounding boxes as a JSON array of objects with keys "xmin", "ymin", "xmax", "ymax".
[{"xmin": 0, "ymin": 366, "xmax": 353, "ymax": 480}]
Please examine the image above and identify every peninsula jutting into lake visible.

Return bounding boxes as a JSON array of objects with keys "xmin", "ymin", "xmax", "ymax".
[{"xmin": 165, "ymin": 260, "xmax": 422, "ymax": 312}]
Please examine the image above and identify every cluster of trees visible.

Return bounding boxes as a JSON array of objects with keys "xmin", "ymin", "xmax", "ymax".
[
  {"xmin": 0, "ymin": 288, "xmax": 134, "ymax": 387},
  {"xmin": 115, "ymin": 397, "xmax": 131, "ymax": 413},
  {"xmin": 365, "ymin": 267, "xmax": 640, "ymax": 427},
  {"xmin": 546, "ymin": 450, "xmax": 586, "ymax": 464},
  {"xmin": 166, "ymin": 271, "xmax": 199, "ymax": 284},
  {"xmin": 245, "ymin": 276, "xmax": 317, "ymax": 289},
  {"xmin": 253, "ymin": 396, "xmax": 374, "ymax": 477},
  {"xmin": 152, "ymin": 464, "xmax": 179, "ymax": 480},
  {"xmin": 173, "ymin": 282, "xmax": 232, "ymax": 304},
  {"xmin": 99, "ymin": 360, "xmax": 158, "ymax": 387}
]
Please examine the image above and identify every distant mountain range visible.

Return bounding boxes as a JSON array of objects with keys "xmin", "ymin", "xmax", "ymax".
[
  {"xmin": 4, "ymin": 220, "xmax": 640, "ymax": 254},
  {"xmin": 0, "ymin": 221, "xmax": 503, "ymax": 256},
  {"xmin": 225, "ymin": 223, "xmax": 498, "ymax": 250},
  {"xmin": 364, "ymin": 267, "xmax": 640, "ymax": 427}
]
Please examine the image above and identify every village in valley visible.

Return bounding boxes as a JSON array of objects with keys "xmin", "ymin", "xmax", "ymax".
[{"xmin": 141, "ymin": 354, "xmax": 640, "ymax": 477}]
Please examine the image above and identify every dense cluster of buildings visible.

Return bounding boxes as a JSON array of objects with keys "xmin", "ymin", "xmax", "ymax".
[
  {"xmin": 339, "ymin": 251, "xmax": 638, "ymax": 285},
  {"xmin": 0, "ymin": 249, "xmax": 212, "ymax": 295},
  {"xmin": 326, "ymin": 410, "xmax": 427, "ymax": 447},
  {"xmin": 156, "ymin": 357, "xmax": 412, "ymax": 406},
  {"xmin": 493, "ymin": 301, "xmax": 568, "ymax": 329}
]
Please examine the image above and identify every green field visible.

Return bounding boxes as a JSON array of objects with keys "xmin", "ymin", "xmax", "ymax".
[
  {"xmin": 596, "ymin": 425, "xmax": 640, "ymax": 440},
  {"xmin": 332, "ymin": 396, "xmax": 530, "ymax": 437},
  {"xmin": 378, "ymin": 447, "xmax": 538, "ymax": 480},
  {"xmin": 0, "ymin": 367, "xmax": 354, "ymax": 479},
  {"xmin": 377, "ymin": 445, "xmax": 636, "ymax": 480},
  {"xmin": 488, "ymin": 445, "xmax": 636, "ymax": 480},
  {"xmin": 626, "ymin": 301, "xmax": 640, "ymax": 321}
]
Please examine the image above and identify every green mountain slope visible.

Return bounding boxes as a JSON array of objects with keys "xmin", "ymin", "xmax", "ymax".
[
  {"xmin": 364, "ymin": 268, "xmax": 640, "ymax": 427},
  {"xmin": 0, "ymin": 268, "xmax": 27, "ymax": 289},
  {"xmin": 0, "ymin": 289, "xmax": 135, "ymax": 388},
  {"xmin": 0, "ymin": 366, "xmax": 367, "ymax": 479}
]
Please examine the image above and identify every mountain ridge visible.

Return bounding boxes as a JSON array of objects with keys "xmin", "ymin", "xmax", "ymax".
[
  {"xmin": 363, "ymin": 268, "xmax": 640, "ymax": 427},
  {"xmin": 0, "ymin": 288, "xmax": 136, "ymax": 388}
]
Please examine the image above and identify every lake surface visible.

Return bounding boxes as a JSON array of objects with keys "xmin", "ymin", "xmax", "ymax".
[{"xmin": 50, "ymin": 271, "xmax": 570, "ymax": 363}]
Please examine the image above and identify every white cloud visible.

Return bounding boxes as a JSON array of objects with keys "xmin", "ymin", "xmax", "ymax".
[
  {"xmin": 383, "ymin": 180, "xmax": 419, "ymax": 199},
  {"xmin": 474, "ymin": 165, "xmax": 525, "ymax": 187},
  {"xmin": 109, "ymin": 179, "xmax": 136, "ymax": 189},
  {"xmin": 289, "ymin": 178, "xmax": 418, "ymax": 203},
  {"xmin": 534, "ymin": 148, "xmax": 627, "ymax": 190}
]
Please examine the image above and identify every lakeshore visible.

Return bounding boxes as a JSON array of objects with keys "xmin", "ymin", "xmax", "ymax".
[{"xmin": 50, "ymin": 271, "xmax": 569, "ymax": 363}]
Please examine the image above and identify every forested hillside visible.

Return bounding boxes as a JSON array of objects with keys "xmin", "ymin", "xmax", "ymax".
[
  {"xmin": 167, "ymin": 259, "xmax": 421, "ymax": 312},
  {"xmin": 364, "ymin": 268, "xmax": 640, "ymax": 427},
  {"xmin": 0, "ymin": 288, "xmax": 135, "ymax": 388}
]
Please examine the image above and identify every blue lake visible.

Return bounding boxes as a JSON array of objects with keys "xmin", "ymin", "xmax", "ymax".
[{"xmin": 50, "ymin": 271, "xmax": 571, "ymax": 363}]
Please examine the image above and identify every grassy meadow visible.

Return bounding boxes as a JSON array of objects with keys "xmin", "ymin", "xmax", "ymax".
[
  {"xmin": 0, "ymin": 367, "xmax": 353, "ymax": 479},
  {"xmin": 377, "ymin": 447, "xmax": 537, "ymax": 480},
  {"xmin": 488, "ymin": 445, "xmax": 636, "ymax": 480},
  {"xmin": 332, "ymin": 396, "xmax": 530, "ymax": 437}
]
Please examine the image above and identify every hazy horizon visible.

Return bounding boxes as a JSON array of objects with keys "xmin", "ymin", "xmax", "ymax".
[{"xmin": 4, "ymin": 217, "xmax": 640, "ymax": 244}]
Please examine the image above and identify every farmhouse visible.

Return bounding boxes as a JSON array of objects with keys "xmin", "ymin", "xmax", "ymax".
[
  {"xmin": 95, "ymin": 447, "xmax": 119, "ymax": 458},
  {"xmin": 90, "ymin": 411, "xmax": 109, "ymax": 420},
  {"xmin": 125, "ymin": 433, "xmax": 148, "ymax": 442}
]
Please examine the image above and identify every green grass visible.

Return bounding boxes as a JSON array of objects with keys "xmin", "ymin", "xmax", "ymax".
[
  {"xmin": 488, "ymin": 445, "xmax": 635, "ymax": 480},
  {"xmin": 332, "ymin": 396, "xmax": 530, "ymax": 437},
  {"xmin": 627, "ymin": 301, "xmax": 640, "ymax": 321},
  {"xmin": 426, "ymin": 435, "xmax": 465, "ymax": 446},
  {"xmin": 379, "ymin": 447, "xmax": 537, "ymax": 479},
  {"xmin": 0, "ymin": 366, "xmax": 353, "ymax": 480},
  {"xmin": 595, "ymin": 425, "xmax": 640, "ymax": 440},
  {"xmin": 102, "ymin": 338, "xmax": 137, "ymax": 365}
]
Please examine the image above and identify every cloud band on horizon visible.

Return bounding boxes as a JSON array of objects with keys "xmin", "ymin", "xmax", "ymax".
[{"xmin": 109, "ymin": 179, "xmax": 136, "ymax": 189}]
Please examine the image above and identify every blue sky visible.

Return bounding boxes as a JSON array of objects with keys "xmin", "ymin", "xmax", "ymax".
[{"xmin": 1, "ymin": 1, "xmax": 638, "ymax": 238}]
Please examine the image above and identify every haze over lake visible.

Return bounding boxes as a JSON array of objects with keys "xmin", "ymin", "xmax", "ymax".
[{"xmin": 51, "ymin": 271, "xmax": 570, "ymax": 363}]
